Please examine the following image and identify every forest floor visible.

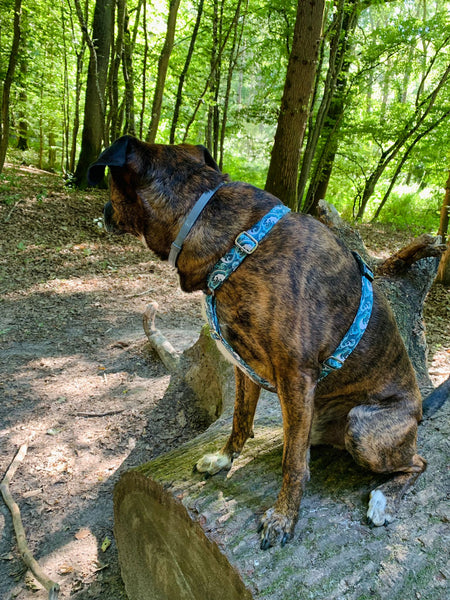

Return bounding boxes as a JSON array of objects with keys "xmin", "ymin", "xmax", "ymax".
[{"xmin": 0, "ymin": 163, "xmax": 449, "ymax": 600}]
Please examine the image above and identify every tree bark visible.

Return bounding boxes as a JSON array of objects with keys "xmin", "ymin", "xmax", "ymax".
[
  {"xmin": 73, "ymin": 0, "xmax": 114, "ymax": 188},
  {"xmin": 123, "ymin": 8, "xmax": 136, "ymax": 136},
  {"xmin": 436, "ymin": 170, "xmax": 450, "ymax": 286},
  {"xmin": 0, "ymin": 0, "xmax": 22, "ymax": 174},
  {"xmin": 146, "ymin": 0, "xmax": 181, "ymax": 143},
  {"xmin": 114, "ymin": 202, "xmax": 447, "ymax": 599},
  {"xmin": 16, "ymin": 55, "xmax": 28, "ymax": 151},
  {"xmin": 265, "ymin": 0, "xmax": 325, "ymax": 210},
  {"xmin": 219, "ymin": 0, "xmax": 245, "ymax": 170},
  {"xmin": 108, "ymin": 0, "xmax": 126, "ymax": 143},
  {"xmin": 169, "ymin": 0, "xmax": 204, "ymax": 144},
  {"xmin": 297, "ymin": 0, "xmax": 359, "ymax": 213}
]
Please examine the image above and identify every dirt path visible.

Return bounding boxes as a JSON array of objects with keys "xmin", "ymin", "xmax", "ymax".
[{"xmin": 0, "ymin": 165, "xmax": 449, "ymax": 599}]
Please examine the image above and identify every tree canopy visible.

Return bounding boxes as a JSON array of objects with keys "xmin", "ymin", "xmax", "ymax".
[{"xmin": 0, "ymin": 0, "xmax": 449, "ymax": 231}]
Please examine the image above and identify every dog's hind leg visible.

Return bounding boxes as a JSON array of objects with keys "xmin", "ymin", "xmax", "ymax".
[
  {"xmin": 344, "ymin": 401, "xmax": 426, "ymax": 526},
  {"xmin": 194, "ymin": 368, "xmax": 261, "ymax": 476}
]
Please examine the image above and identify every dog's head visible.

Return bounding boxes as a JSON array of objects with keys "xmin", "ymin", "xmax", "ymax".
[{"xmin": 88, "ymin": 135, "xmax": 225, "ymax": 259}]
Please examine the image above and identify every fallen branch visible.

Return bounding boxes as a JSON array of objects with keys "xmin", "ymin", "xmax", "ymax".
[
  {"xmin": 142, "ymin": 301, "xmax": 180, "ymax": 372},
  {"xmin": 376, "ymin": 234, "xmax": 446, "ymax": 276},
  {"xmin": 0, "ymin": 444, "xmax": 60, "ymax": 600}
]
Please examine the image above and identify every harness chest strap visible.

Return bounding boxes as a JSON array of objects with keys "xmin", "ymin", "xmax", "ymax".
[{"xmin": 204, "ymin": 206, "xmax": 374, "ymax": 389}]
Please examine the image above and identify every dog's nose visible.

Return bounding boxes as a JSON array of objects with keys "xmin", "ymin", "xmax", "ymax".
[{"xmin": 103, "ymin": 201, "xmax": 126, "ymax": 235}]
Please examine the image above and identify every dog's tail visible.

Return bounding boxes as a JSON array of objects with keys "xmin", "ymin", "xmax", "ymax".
[{"xmin": 422, "ymin": 375, "xmax": 450, "ymax": 418}]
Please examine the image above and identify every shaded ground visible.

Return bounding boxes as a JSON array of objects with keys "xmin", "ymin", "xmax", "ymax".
[{"xmin": 0, "ymin": 164, "xmax": 448, "ymax": 599}]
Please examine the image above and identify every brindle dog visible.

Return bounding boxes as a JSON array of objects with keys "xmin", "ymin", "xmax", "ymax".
[{"xmin": 88, "ymin": 135, "xmax": 426, "ymax": 550}]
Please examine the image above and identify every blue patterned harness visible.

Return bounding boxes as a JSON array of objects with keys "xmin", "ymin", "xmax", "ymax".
[{"xmin": 203, "ymin": 204, "xmax": 374, "ymax": 391}]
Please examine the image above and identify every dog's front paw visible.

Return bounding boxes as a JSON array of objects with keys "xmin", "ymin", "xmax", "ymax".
[
  {"xmin": 367, "ymin": 490, "xmax": 395, "ymax": 527},
  {"xmin": 258, "ymin": 507, "xmax": 295, "ymax": 550},
  {"xmin": 193, "ymin": 452, "xmax": 232, "ymax": 477}
]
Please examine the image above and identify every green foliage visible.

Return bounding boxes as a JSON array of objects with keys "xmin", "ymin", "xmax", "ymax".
[
  {"xmin": 0, "ymin": 0, "xmax": 449, "ymax": 232},
  {"xmin": 376, "ymin": 187, "xmax": 441, "ymax": 233}
]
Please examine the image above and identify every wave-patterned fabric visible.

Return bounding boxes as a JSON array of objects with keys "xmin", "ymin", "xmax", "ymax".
[
  {"xmin": 319, "ymin": 254, "xmax": 374, "ymax": 381},
  {"xmin": 207, "ymin": 204, "xmax": 291, "ymax": 291}
]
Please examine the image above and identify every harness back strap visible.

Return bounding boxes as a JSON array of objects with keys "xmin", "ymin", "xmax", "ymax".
[{"xmin": 318, "ymin": 252, "xmax": 374, "ymax": 381}]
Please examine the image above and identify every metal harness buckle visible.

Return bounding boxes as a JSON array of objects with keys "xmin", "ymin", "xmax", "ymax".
[
  {"xmin": 235, "ymin": 231, "xmax": 259, "ymax": 254},
  {"xmin": 322, "ymin": 355, "xmax": 345, "ymax": 371}
]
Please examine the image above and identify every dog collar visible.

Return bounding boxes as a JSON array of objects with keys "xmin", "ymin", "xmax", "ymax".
[{"xmin": 168, "ymin": 182, "xmax": 226, "ymax": 268}]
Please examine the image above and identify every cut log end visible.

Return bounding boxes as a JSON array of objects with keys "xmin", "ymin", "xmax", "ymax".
[{"xmin": 114, "ymin": 471, "xmax": 253, "ymax": 600}]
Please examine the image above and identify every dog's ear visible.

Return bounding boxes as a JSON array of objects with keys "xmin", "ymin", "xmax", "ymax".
[
  {"xmin": 87, "ymin": 135, "xmax": 136, "ymax": 186},
  {"xmin": 196, "ymin": 145, "xmax": 221, "ymax": 172}
]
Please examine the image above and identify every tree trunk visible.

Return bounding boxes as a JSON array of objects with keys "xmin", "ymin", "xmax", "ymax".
[
  {"xmin": 109, "ymin": 0, "xmax": 126, "ymax": 143},
  {"xmin": 16, "ymin": 55, "xmax": 28, "ymax": 151},
  {"xmin": 139, "ymin": 0, "xmax": 149, "ymax": 139},
  {"xmin": 146, "ymin": 0, "xmax": 181, "ymax": 143},
  {"xmin": 219, "ymin": 0, "xmax": 245, "ymax": 170},
  {"xmin": 123, "ymin": 8, "xmax": 136, "ymax": 136},
  {"xmin": 48, "ymin": 130, "xmax": 56, "ymax": 170},
  {"xmin": 0, "ymin": 0, "xmax": 22, "ymax": 174},
  {"xmin": 206, "ymin": 0, "xmax": 220, "ymax": 155},
  {"xmin": 169, "ymin": 0, "xmax": 204, "ymax": 144},
  {"xmin": 67, "ymin": 0, "xmax": 87, "ymax": 174},
  {"xmin": 73, "ymin": 0, "xmax": 114, "ymax": 188},
  {"xmin": 114, "ymin": 202, "xmax": 447, "ymax": 599},
  {"xmin": 436, "ymin": 170, "xmax": 450, "ymax": 286},
  {"xmin": 436, "ymin": 244, "xmax": 450, "ymax": 286},
  {"xmin": 181, "ymin": 3, "xmax": 240, "ymax": 144},
  {"xmin": 265, "ymin": 0, "xmax": 325, "ymax": 210},
  {"xmin": 297, "ymin": 0, "xmax": 359, "ymax": 212}
]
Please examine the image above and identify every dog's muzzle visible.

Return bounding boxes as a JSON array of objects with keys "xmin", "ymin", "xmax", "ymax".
[{"xmin": 103, "ymin": 201, "xmax": 125, "ymax": 234}]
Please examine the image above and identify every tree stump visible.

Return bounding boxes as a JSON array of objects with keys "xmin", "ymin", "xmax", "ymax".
[{"xmin": 114, "ymin": 203, "xmax": 448, "ymax": 600}]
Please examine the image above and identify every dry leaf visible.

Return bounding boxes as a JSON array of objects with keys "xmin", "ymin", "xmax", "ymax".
[
  {"xmin": 75, "ymin": 528, "xmax": 90, "ymax": 540},
  {"xmin": 58, "ymin": 564, "xmax": 74, "ymax": 575}
]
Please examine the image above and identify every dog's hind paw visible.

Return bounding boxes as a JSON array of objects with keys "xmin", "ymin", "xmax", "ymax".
[
  {"xmin": 194, "ymin": 452, "xmax": 232, "ymax": 477},
  {"xmin": 258, "ymin": 508, "xmax": 295, "ymax": 550},
  {"xmin": 367, "ymin": 490, "xmax": 395, "ymax": 527}
]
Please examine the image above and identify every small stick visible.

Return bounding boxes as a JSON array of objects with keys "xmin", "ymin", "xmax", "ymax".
[
  {"xmin": 125, "ymin": 288, "xmax": 155, "ymax": 298},
  {"xmin": 0, "ymin": 444, "xmax": 60, "ymax": 599},
  {"xmin": 74, "ymin": 410, "xmax": 125, "ymax": 418},
  {"xmin": 3, "ymin": 198, "xmax": 23, "ymax": 223},
  {"xmin": 143, "ymin": 301, "xmax": 180, "ymax": 372}
]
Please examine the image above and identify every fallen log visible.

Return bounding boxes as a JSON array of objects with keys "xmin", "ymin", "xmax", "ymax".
[{"xmin": 114, "ymin": 203, "xmax": 448, "ymax": 600}]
